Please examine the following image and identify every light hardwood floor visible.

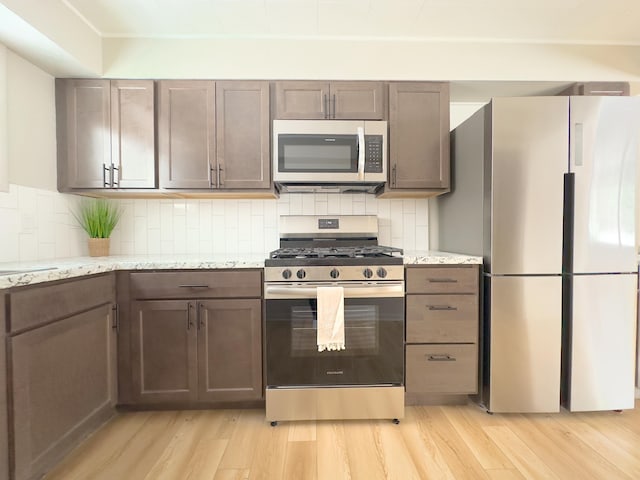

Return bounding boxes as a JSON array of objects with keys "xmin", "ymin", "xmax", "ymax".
[{"xmin": 45, "ymin": 400, "xmax": 640, "ymax": 480}]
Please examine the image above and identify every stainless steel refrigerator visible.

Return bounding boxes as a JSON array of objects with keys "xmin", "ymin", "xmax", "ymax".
[{"xmin": 438, "ymin": 96, "xmax": 639, "ymax": 413}]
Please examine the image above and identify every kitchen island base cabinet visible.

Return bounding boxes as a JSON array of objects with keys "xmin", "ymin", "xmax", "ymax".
[{"xmin": 10, "ymin": 304, "xmax": 117, "ymax": 480}]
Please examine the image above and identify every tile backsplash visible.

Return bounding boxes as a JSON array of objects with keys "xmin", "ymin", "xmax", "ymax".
[{"xmin": 0, "ymin": 185, "xmax": 429, "ymax": 262}]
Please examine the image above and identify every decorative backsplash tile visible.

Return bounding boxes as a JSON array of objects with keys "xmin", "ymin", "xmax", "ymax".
[{"xmin": 0, "ymin": 185, "xmax": 430, "ymax": 262}]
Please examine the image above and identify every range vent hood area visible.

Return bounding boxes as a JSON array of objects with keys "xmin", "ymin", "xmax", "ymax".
[{"xmin": 275, "ymin": 182, "xmax": 384, "ymax": 194}]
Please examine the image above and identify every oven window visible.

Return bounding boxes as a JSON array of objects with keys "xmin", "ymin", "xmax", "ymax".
[
  {"xmin": 291, "ymin": 305, "xmax": 379, "ymax": 357},
  {"xmin": 266, "ymin": 297, "xmax": 404, "ymax": 387},
  {"xmin": 278, "ymin": 134, "xmax": 358, "ymax": 172}
]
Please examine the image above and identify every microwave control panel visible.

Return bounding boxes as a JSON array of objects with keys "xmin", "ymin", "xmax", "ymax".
[{"xmin": 364, "ymin": 135, "xmax": 384, "ymax": 173}]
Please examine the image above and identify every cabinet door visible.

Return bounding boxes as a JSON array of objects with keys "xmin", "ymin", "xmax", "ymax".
[
  {"xmin": 130, "ymin": 300, "xmax": 198, "ymax": 403},
  {"xmin": 197, "ymin": 299, "xmax": 262, "ymax": 402},
  {"xmin": 331, "ymin": 81, "xmax": 385, "ymax": 120},
  {"xmin": 216, "ymin": 81, "xmax": 271, "ymax": 189},
  {"xmin": 0, "ymin": 294, "xmax": 7, "ymax": 480},
  {"xmin": 110, "ymin": 80, "xmax": 156, "ymax": 188},
  {"xmin": 158, "ymin": 80, "xmax": 216, "ymax": 189},
  {"xmin": 10, "ymin": 304, "xmax": 117, "ymax": 480},
  {"xmin": 274, "ymin": 81, "xmax": 330, "ymax": 119},
  {"xmin": 56, "ymin": 79, "xmax": 111, "ymax": 189},
  {"xmin": 388, "ymin": 82, "xmax": 450, "ymax": 189}
]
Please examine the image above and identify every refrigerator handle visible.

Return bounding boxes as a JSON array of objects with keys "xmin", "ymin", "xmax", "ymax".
[{"xmin": 573, "ymin": 123, "xmax": 584, "ymax": 168}]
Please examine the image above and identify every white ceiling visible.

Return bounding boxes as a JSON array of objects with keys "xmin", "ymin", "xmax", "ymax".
[{"xmin": 63, "ymin": 0, "xmax": 640, "ymax": 45}]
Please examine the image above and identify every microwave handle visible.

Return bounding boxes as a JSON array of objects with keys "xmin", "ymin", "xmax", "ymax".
[{"xmin": 357, "ymin": 127, "xmax": 365, "ymax": 180}]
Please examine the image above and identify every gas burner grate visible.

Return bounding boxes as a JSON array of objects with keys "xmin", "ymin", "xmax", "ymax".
[{"xmin": 269, "ymin": 245, "xmax": 403, "ymax": 260}]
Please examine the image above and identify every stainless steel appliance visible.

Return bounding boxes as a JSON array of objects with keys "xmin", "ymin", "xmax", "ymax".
[
  {"xmin": 272, "ymin": 120, "xmax": 387, "ymax": 193},
  {"xmin": 264, "ymin": 215, "xmax": 404, "ymax": 424},
  {"xmin": 438, "ymin": 96, "xmax": 639, "ymax": 413}
]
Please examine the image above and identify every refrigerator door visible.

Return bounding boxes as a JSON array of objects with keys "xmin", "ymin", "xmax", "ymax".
[
  {"xmin": 569, "ymin": 97, "xmax": 640, "ymax": 274},
  {"xmin": 488, "ymin": 275, "xmax": 562, "ymax": 413},
  {"xmin": 567, "ymin": 273, "xmax": 637, "ymax": 412},
  {"xmin": 489, "ymin": 97, "xmax": 567, "ymax": 275}
]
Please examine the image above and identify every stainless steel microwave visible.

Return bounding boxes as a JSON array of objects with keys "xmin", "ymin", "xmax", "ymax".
[{"xmin": 273, "ymin": 120, "xmax": 387, "ymax": 188}]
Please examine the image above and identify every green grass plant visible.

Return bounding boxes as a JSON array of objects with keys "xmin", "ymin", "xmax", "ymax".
[{"xmin": 72, "ymin": 199, "xmax": 123, "ymax": 238}]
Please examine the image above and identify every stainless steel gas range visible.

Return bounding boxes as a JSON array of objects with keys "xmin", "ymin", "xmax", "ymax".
[{"xmin": 264, "ymin": 215, "xmax": 405, "ymax": 425}]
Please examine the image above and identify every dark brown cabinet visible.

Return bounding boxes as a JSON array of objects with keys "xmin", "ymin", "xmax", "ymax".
[
  {"xmin": 405, "ymin": 265, "xmax": 479, "ymax": 405},
  {"xmin": 6, "ymin": 274, "xmax": 117, "ymax": 480},
  {"xmin": 124, "ymin": 270, "xmax": 263, "ymax": 406},
  {"xmin": 56, "ymin": 79, "xmax": 155, "ymax": 190},
  {"xmin": 216, "ymin": 81, "xmax": 271, "ymax": 189},
  {"xmin": 381, "ymin": 82, "xmax": 450, "ymax": 196},
  {"xmin": 158, "ymin": 80, "xmax": 271, "ymax": 190},
  {"xmin": 0, "ymin": 293, "xmax": 7, "ymax": 480},
  {"xmin": 158, "ymin": 80, "xmax": 216, "ymax": 189},
  {"xmin": 274, "ymin": 81, "xmax": 385, "ymax": 120}
]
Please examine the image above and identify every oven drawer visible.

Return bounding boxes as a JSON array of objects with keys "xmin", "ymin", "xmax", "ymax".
[
  {"xmin": 406, "ymin": 294, "xmax": 478, "ymax": 343},
  {"xmin": 405, "ymin": 344, "xmax": 478, "ymax": 394},
  {"xmin": 406, "ymin": 266, "xmax": 478, "ymax": 294},
  {"xmin": 130, "ymin": 270, "xmax": 262, "ymax": 299}
]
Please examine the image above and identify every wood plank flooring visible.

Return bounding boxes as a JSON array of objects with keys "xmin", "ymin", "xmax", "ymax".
[{"xmin": 45, "ymin": 400, "xmax": 640, "ymax": 480}]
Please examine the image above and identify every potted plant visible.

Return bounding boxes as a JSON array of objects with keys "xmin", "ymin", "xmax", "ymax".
[{"xmin": 72, "ymin": 199, "xmax": 123, "ymax": 257}]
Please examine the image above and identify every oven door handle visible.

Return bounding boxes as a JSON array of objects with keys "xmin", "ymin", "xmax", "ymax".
[{"xmin": 264, "ymin": 282, "xmax": 405, "ymax": 299}]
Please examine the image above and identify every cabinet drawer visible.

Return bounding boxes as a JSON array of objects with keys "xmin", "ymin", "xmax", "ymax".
[
  {"xmin": 406, "ymin": 266, "xmax": 478, "ymax": 294},
  {"xmin": 129, "ymin": 270, "xmax": 262, "ymax": 299},
  {"xmin": 405, "ymin": 344, "xmax": 477, "ymax": 394},
  {"xmin": 9, "ymin": 274, "xmax": 115, "ymax": 333},
  {"xmin": 406, "ymin": 294, "xmax": 478, "ymax": 343}
]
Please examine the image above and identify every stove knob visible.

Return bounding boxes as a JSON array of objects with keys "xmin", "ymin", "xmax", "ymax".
[
  {"xmin": 282, "ymin": 269, "xmax": 292, "ymax": 280},
  {"xmin": 363, "ymin": 268, "xmax": 374, "ymax": 279},
  {"xmin": 296, "ymin": 269, "xmax": 306, "ymax": 279},
  {"xmin": 376, "ymin": 267, "xmax": 387, "ymax": 279},
  {"xmin": 330, "ymin": 268, "xmax": 340, "ymax": 279}
]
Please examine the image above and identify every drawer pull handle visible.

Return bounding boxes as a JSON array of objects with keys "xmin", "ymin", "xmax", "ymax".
[
  {"xmin": 428, "ymin": 278, "xmax": 457, "ymax": 283},
  {"xmin": 179, "ymin": 284, "xmax": 210, "ymax": 288},
  {"xmin": 427, "ymin": 354, "xmax": 456, "ymax": 362},
  {"xmin": 427, "ymin": 305, "xmax": 457, "ymax": 311}
]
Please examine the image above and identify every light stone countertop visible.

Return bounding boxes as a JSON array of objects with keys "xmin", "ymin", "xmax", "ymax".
[
  {"xmin": 0, "ymin": 255, "xmax": 266, "ymax": 289},
  {"xmin": 403, "ymin": 251, "xmax": 483, "ymax": 265},
  {"xmin": 0, "ymin": 251, "xmax": 483, "ymax": 289}
]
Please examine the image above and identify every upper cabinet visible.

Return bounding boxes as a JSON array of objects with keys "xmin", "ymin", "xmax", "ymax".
[
  {"xmin": 274, "ymin": 81, "xmax": 385, "ymax": 120},
  {"xmin": 158, "ymin": 80, "xmax": 271, "ymax": 190},
  {"xmin": 56, "ymin": 79, "xmax": 155, "ymax": 191},
  {"xmin": 380, "ymin": 82, "xmax": 450, "ymax": 196},
  {"xmin": 158, "ymin": 80, "xmax": 215, "ymax": 189}
]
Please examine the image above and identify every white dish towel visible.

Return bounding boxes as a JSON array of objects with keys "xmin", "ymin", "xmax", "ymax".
[{"xmin": 316, "ymin": 286, "xmax": 345, "ymax": 352}]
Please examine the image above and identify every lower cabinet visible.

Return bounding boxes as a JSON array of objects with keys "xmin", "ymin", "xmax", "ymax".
[
  {"xmin": 130, "ymin": 295, "xmax": 262, "ymax": 405},
  {"xmin": 10, "ymin": 303, "xmax": 117, "ymax": 480},
  {"xmin": 405, "ymin": 265, "xmax": 480, "ymax": 404}
]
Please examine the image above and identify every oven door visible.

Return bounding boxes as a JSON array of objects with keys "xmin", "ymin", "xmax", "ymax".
[{"xmin": 265, "ymin": 282, "xmax": 404, "ymax": 387}]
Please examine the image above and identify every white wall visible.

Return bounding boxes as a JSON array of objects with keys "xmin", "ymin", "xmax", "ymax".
[
  {"xmin": 0, "ymin": 44, "xmax": 7, "ymax": 192},
  {"xmin": 102, "ymin": 38, "xmax": 640, "ymax": 82},
  {"xmin": 6, "ymin": 49, "xmax": 57, "ymax": 191}
]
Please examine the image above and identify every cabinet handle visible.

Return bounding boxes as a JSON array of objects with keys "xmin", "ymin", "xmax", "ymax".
[
  {"xmin": 197, "ymin": 302, "xmax": 205, "ymax": 330},
  {"xmin": 323, "ymin": 94, "xmax": 328, "ymax": 119},
  {"xmin": 428, "ymin": 278, "xmax": 457, "ymax": 284},
  {"xmin": 331, "ymin": 94, "xmax": 336, "ymax": 119},
  {"xmin": 392, "ymin": 165, "xmax": 397, "ymax": 186},
  {"xmin": 187, "ymin": 303, "xmax": 194, "ymax": 330},
  {"xmin": 208, "ymin": 162, "xmax": 215, "ymax": 188},
  {"xmin": 112, "ymin": 164, "xmax": 119, "ymax": 187},
  {"xmin": 218, "ymin": 164, "xmax": 223, "ymax": 187},
  {"xmin": 103, "ymin": 164, "xmax": 110, "ymax": 187},
  {"xmin": 427, "ymin": 354, "xmax": 456, "ymax": 362},
  {"xmin": 427, "ymin": 305, "xmax": 457, "ymax": 311},
  {"xmin": 179, "ymin": 284, "xmax": 209, "ymax": 289},
  {"xmin": 111, "ymin": 304, "xmax": 119, "ymax": 333}
]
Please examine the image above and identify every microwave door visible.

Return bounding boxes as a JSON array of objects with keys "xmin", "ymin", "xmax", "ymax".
[{"xmin": 275, "ymin": 133, "xmax": 360, "ymax": 182}]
